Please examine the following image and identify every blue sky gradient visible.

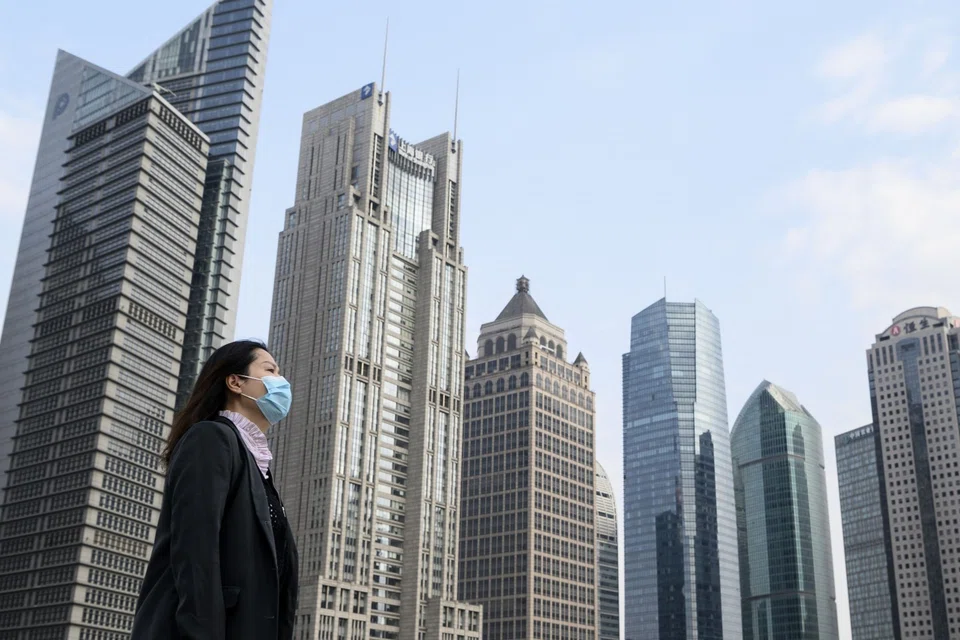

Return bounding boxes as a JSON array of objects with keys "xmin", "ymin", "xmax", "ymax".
[{"xmin": 5, "ymin": 2, "xmax": 960, "ymax": 638}]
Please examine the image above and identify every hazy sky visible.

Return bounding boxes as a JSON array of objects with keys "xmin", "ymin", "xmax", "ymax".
[{"xmin": 5, "ymin": 1, "xmax": 960, "ymax": 638}]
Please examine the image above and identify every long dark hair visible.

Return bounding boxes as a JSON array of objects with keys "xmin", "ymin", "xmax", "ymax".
[{"xmin": 163, "ymin": 339, "xmax": 268, "ymax": 467}]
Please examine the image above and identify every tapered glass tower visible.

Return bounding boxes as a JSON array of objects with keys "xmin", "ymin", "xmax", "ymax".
[{"xmin": 621, "ymin": 299, "xmax": 740, "ymax": 640}]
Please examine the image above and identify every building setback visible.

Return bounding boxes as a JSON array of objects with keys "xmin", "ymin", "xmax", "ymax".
[
  {"xmin": 865, "ymin": 306, "xmax": 960, "ymax": 638},
  {"xmin": 459, "ymin": 277, "xmax": 598, "ymax": 640},
  {"xmin": 731, "ymin": 381, "xmax": 838, "ymax": 640},
  {"xmin": 595, "ymin": 463, "xmax": 620, "ymax": 640},
  {"xmin": 621, "ymin": 299, "xmax": 740, "ymax": 640},
  {"xmin": 265, "ymin": 83, "xmax": 480, "ymax": 640},
  {"xmin": 835, "ymin": 424, "xmax": 899, "ymax": 640},
  {"xmin": 0, "ymin": 53, "xmax": 208, "ymax": 637}
]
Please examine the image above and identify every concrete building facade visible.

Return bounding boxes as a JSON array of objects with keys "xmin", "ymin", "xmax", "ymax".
[
  {"xmin": 866, "ymin": 306, "xmax": 960, "ymax": 638},
  {"xmin": 459, "ymin": 277, "xmax": 598, "ymax": 640},
  {"xmin": 265, "ymin": 83, "xmax": 480, "ymax": 640},
  {"xmin": 0, "ymin": 54, "xmax": 208, "ymax": 638}
]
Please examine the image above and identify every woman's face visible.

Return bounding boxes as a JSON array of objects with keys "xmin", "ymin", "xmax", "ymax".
[{"xmin": 243, "ymin": 349, "xmax": 280, "ymax": 397}]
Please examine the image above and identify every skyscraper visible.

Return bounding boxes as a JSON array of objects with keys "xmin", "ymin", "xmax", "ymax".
[
  {"xmin": 265, "ymin": 83, "xmax": 480, "ymax": 640},
  {"xmin": 459, "ymin": 277, "xmax": 598, "ymax": 640},
  {"xmin": 835, "ymin": 424, "xmax": 899, "ymax": 640},
  {"xmin": 0, "ymin": 0, "xmax": 273, "ymax": 472},
  {"xmin": 595, "ymin": 463, "xmax": 620, "ymax": 640},
  {"xmin": 126, "ymin": 0, "xmax": 273, "ymax": 404},
  {"xmin": 731, "ymin": 381, "xmax": 838, "ymax": 639},
  {"xmin": 621, "ymin": 299, "xmax": 740, "ymax": 640},
  {"xmin": 0, "ymin": 2, "xmax": 272, "ymax": 636},
  {"xmin": 864, "ymin": 306, "xmax": 960, "ymax": 638},
  {"xmin": 0, "ymin": 51, "xmax": 209, "ymax": 638}
]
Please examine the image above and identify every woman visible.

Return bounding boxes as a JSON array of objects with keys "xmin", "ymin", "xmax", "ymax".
[{"xmin": 133, "ymin": 340, "xmax": 299, "ymax": 639}]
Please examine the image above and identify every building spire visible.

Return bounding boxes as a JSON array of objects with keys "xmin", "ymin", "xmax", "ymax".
[
  {"xmin": 517, "ymin": 275, "xmax": 530, "ymax": 294},
  {"xmin": 452, "ymin": 69, "xmax": 460, "ymax": 153},
  {"xmin": 379, "ymin": 18, "xmax": 389, "ymax": 105}
]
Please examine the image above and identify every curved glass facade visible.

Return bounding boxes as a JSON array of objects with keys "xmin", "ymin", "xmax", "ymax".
[
  {"xmin": 596, "ymin": 463, "xmax": 620, "ymax": 640},
  {"xmin": 731, "ymin": 382, "xmax": 838, "ymax": 640},
  {"xmin": 622, "ymin": 299, "xmax": 740, "ymax": 640}
]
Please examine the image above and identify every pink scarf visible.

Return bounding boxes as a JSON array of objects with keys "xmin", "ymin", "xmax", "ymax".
[{"xmin": 219, "ymin": 410, "xmax": 272, "ymax": 478}]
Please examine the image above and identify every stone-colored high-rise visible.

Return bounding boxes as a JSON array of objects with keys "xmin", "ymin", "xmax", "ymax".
[
  {"xmin": 458, "ymin": 277, "xmax": 598, "ymax": 640},
  {"xmin": 732, "ymin": 381, "xmax": 838, "ymax": 639},
  {"xmin": 595, "ymin": 463, "xmax": 620, "ymax": 640},
  {"xmin": 265, "ymin": 83, "xmax": 480, "ymax": 640},
  {"xmin": 865, "ymin": 306, "xmax": 960, "ymax": 638},
  {"xmin": 0, "ymin": 52, "xmax": 208, "ymax": 638}
]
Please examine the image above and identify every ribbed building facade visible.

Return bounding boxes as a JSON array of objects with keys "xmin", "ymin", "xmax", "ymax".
[
  {"xmin": 835, "ymin": 424, "xmax": 898, "ymax": 640},
  {"xmin": 595, "ymin": 463, "xmax": 619, "ymax": 640},
  {"xmin": 265, "ymin": 83, "xmax": 480, "ymax": 640},
  {"xmin": 0, "ymin": 53, "xmax": 208, "ymax": 638},
  {"xmin": 459, "ymin": 277, "xmax": 598, "ymax": 640},
  {"xmin": 621, "ymin": 299, "xmax": 740, "ymax": 640},
  {"xmin": 126, "ymin": 0, "xmax": 273, "ymax": 404},
  {"xmin": 865, "ymin": 306, "xmax": 960, "ymax": 638},
  {"xmin": 0, "ymin": 2, "xmax": 273, "ymax": 636},
  {"xmin": 731, "ymin": 381, "xmax": 838, "ymax": 639}
]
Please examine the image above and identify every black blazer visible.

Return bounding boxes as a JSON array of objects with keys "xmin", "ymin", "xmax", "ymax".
[{"xmin": 132, "ymin": 417, "xmax": 299, "ymax": 639}]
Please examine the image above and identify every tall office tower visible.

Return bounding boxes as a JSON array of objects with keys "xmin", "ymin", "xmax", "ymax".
[
  {"xmin": 0, "ymin": 0, "xmax": 273, "ymax": 475},
  {"xmin": 458, "ymin": 277, "xmax": 598, "ymax": 640},
  {"xmin": 836, "ymin": 424, "xmax": 899, "ymax": 640},
  {"xmin": 865, "ymin": 306, "xmax": 960, "ymax": 638},
  {"xmin": 595, "ymin": 463, "xmax": 620, "ymax": 640},
  {"xmin": 621, "ymin": 299, "xmax": 740, "ymax": 640},
  {"xmin": 0, "ymin": 52, "xmax": 207, "ymax": 638},
  {"xmin": 127, "ymin": 0, "xmax": 273, "ymax": 404},
  {"xmin": 731, "ymin": 381, "xmax": 839, "ymax": 639},
  {"xmin": 265, "ymin": 84, "xmax": 480, "ymax": 640}
]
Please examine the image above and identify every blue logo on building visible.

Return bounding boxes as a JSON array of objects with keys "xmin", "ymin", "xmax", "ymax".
[
  {"xmin": 52, "ymin": 93, "xmax": 70, "ymax": 120},
  {"xmin": 360, "ymin": 83, "xmax": 375, "ymax": 100},
  {"xmin": 388, "ymin": 129, "xmax": 398, "ymax": 151}
]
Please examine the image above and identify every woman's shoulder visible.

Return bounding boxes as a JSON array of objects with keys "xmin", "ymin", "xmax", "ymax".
[{"xmin": 174, "ymin": 418, "xmax": 243, "ymax": 458}]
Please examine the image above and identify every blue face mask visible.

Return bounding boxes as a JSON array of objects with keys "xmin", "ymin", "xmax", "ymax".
[{"xmin": 239, "ymin": 375, "xmax": 292, "ymax": 425}]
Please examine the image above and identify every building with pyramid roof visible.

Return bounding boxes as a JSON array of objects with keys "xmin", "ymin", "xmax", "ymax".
[{"xmin": 459, "ymin": 277, "xmax": 598, "ymax": 640}]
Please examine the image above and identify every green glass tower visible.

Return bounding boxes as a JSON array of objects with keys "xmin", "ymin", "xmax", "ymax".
[{"xmin": 731, "ymin": 381, "xmax": 838, "ymax": 640}]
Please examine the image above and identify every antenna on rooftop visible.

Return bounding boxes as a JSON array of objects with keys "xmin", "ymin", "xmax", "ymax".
[
  {"xmin": 452, "ymin": 69, "xmax": 460, "ymax": 153},
  {"xmin": 379, "ymin": 19, "xmax": 389, "ymax": 105}
]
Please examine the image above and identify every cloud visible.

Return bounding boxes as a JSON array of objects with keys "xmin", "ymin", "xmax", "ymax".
[
  {"xmin": 867, "ymin": 95, "xmax": 959, "ymax": 133},
  {"xmin": 776, "ymin": 26, "xmax": 960, "ymax": 316},
  {"xmin": 815, "ymin": 27, "xmax": 960, "ymax": 134},
  {"xmin": 778, "ymin": 159, "xmax": 960, "ymax": 311},
  {"xmin": 817, "ymin": 33, "xmax": 887, "ymax": 80}
]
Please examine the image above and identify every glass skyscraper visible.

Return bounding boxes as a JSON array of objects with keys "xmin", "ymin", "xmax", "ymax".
[
  {"xmin": 835, "ymin": 424, "xmax": 898, "ymax": 640},
  {"xmin": 0, "ymin": 2, "xmax": 272, "ymax": 636},
  {"xmin": 127, "ymin": 0, "xmax": 273, "ymax": 404},
  {"xmin": 731, "ymin": 381, "xmax": 838, "ymax": 639},
  {"xmin": 0, "ymin": 51, "xmax": 209, "ymax": 639},
  {"xmin": 621, "ymin": 299, "xmax": 740, "ymax": 640}
]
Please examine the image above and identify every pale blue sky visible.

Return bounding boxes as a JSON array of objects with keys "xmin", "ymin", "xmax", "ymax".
[{"xmin": 4, "ymin": 1, "xmax": 960, "ymax": 638}]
